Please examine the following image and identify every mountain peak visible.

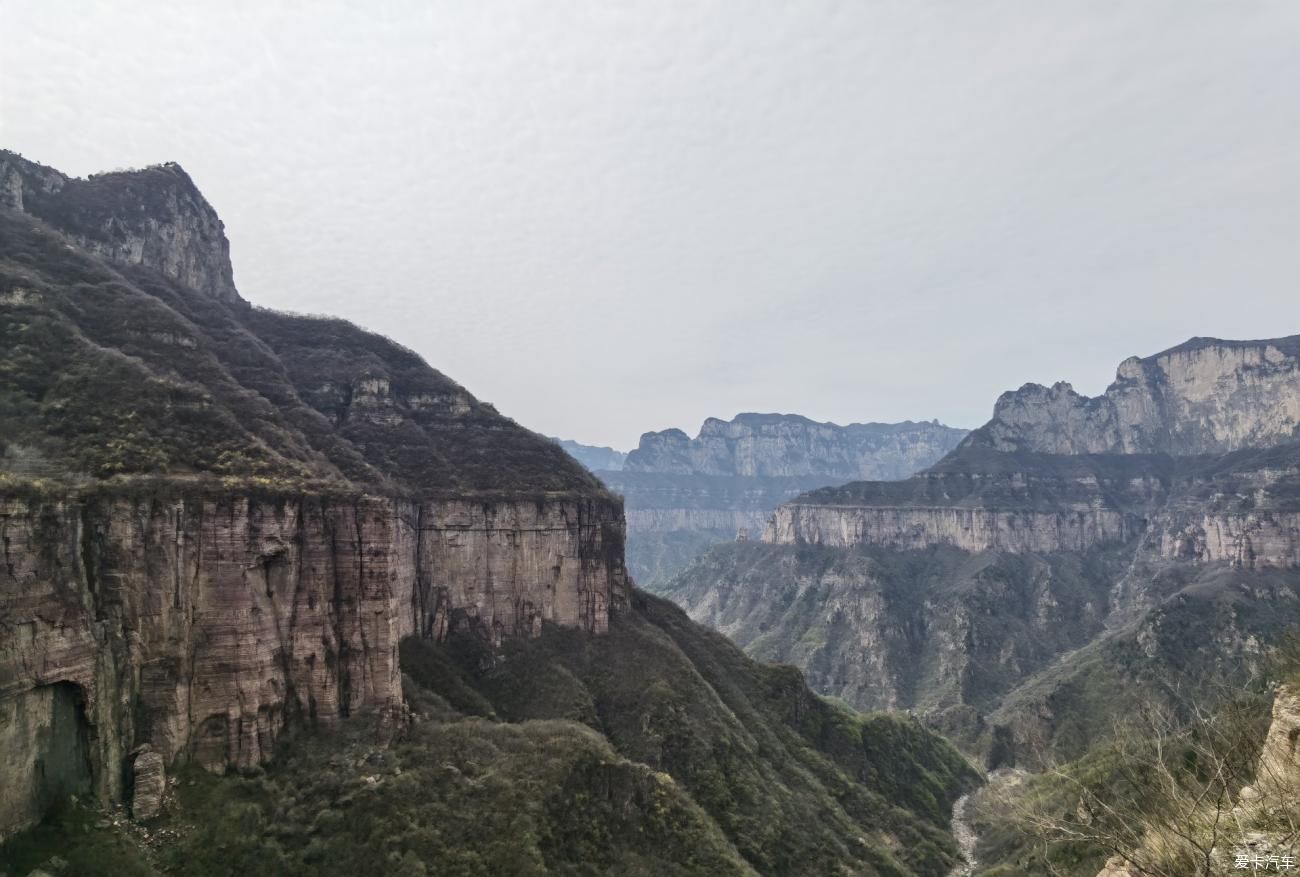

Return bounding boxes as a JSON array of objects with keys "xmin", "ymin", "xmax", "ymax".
[
  {"xmin": 0, "ymin": 150, "xmax": 240, "ymax": 303},
  {"xmin": 971, "ymin": 335, "xmax": 1300, "ymax": 455}
]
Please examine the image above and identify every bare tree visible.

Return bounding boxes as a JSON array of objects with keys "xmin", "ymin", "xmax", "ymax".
[{"xmin": 984, "ymin": 682, "xmax": 1298, "ymax": 877}]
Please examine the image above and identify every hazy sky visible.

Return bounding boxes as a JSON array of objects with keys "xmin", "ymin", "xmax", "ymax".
[{"xmin": 3, "ymin": 2, "xmax": 1298, "ymax": 448}]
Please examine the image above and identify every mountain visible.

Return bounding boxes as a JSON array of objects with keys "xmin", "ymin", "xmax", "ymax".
[
  {"xmin": 0, "ymin": 150, "xmax": 975, "ymax": 876},
  {"xmin": 662, "ymin": 338, "xmax": 1300, "ymax": 767},
  {"xmin": 601, "ymin": 414, "xmax": 967, "ymax": 587},
  {"xmin": 624, "ymin": 414, "xmax": 968, "ymax": 479},
  {"xmin": 552, "ymin": 437, "xmax": 628, "ymax": 472}
]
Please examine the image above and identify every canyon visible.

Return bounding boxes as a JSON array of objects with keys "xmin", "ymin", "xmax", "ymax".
[
  {"xmin": 663, "ymin": 339, "xmax": 1300, "ymax": 766},
  {"xmin": 576, "ymin": 414, "xmax": 967, "ymax": 586},
  {"xmin": 0, "ymin": 151, "xmax": 975, "ymax": 877}
]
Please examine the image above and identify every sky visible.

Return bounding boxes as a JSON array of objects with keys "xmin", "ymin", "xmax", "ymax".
[{"xmin": 2, "ymin": 2, "xmax": 1298, "ymax": 449}]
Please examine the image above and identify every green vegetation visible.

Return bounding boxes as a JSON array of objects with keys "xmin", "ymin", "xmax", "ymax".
[
  {"xmin": 404, "ymin": 590, "xmax": 979, "ymax": 876},
  {"xmin": 0, "ymin": 208, "xmax": 607, "ymax": 499}
]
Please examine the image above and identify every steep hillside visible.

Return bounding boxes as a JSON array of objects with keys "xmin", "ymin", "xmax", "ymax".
[
  {"xmin": 0, "ymin": 148, "xmax": 623, "ymax": 839},
  {"xmin": 1, "ymin": 150, "xmax": 976, "ymax": 877},
  {"xmin": 602, "ymin": 414, "xmax": 966, "ymax": 586}
]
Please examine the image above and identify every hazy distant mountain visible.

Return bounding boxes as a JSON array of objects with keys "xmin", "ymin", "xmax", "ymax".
[
  {"xmin": 603, "ymin": 413, "xmax": 967, "ymax": 587},
  {"xmin": 551, "ymin": 437, "xmax": 627, "ymax": 471}
]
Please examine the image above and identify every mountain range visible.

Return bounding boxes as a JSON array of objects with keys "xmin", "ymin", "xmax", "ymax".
[{"xmin": 562, "ymin": 414, "xmax": 967, "ymax": 586}]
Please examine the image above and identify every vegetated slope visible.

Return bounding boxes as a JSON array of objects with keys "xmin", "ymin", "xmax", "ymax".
[
  {"xmin": 0, "ymin": 194, "xmax": 604, "ymax": 497},
  {"xmin": 0, "ymin": 591, "xmax": 979, "ymax": 877}
]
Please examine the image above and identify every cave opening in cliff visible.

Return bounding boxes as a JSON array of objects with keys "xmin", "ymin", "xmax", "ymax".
[{"xmin": 26, "ymin": 680, "xmax": 93, "ymax": 826}]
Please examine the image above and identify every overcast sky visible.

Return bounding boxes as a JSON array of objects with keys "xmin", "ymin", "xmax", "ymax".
[{"xmin": 3, "ymin": 2, "xmax": 1298, "ymax": 449}]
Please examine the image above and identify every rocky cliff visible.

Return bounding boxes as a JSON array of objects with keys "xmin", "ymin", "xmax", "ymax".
[
  {"xmin": 766, "ymin": 444, "xmax": 1300, "ymax": 566},
  {"xmin": 668, "ymin": 341, "xmax": 1300, "ymax": 765},
  {"xmin": 601, "ymin": 415, "xmax": 966, "ymax": 587},
  {"xmin": 0, "ymin": 150, "xmax": 627, "ymax": 838},
  {"xmin": 966, "ymin": 337, "xmax": 1300, "ymax": 456},
  {"xmin": 0, "ymin": 492, "xmax": 621, "ymax": 835},
  {"xmin": 1, "ymin": 151, "xmax": 240, "ymax": 304}
]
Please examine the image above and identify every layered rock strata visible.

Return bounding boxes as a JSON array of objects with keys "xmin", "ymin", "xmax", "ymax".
[
  {"xmin": 766, "ymin": 448, "xmax": 1300, "ymax": 568},
  {"xmin": 0, "ymin": 492, "xmax": 623, "ymax": 835}
]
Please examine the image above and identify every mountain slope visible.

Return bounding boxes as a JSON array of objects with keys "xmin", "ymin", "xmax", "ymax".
[{"xmin": 663, "ymin": 341, "xmax": 1300, "ymax": 765}]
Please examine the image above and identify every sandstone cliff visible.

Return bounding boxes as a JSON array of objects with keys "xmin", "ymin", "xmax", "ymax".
[
  {"xmin": 0, "ymin": 492, "xmax": 622, "ymax": 835},
  {"xmin": 2, "ymin": 151, "xmax": 240, "ymax": 304},
  {"xmin": 0, "ymin": 152, "xmax": 626, "ymax": 838},
  {"xmin": 766, "ymin": 444, "xmax": 1300, "ymax": 566}
]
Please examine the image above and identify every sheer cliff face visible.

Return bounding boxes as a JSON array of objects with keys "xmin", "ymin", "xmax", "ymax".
[
  {"xmin": 765, "ymin": 448, "xmax": 1300, "ymax": 566},
  {"xmin": 0, "ymin": 153, "xmax": 626, "ymax": 837},
  {"xmin": 601, "ymin": 414, "xmax": 966, "ymax": 587},
  {"xmin": 968, "ymin": 338, "xmax": 1300, "ymax": 456},
  {"xmin": 0, "ymin": 493, "xmax": 622, "ymax": 832}
]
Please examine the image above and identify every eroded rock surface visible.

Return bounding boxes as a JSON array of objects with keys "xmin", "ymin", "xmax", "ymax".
[
  {"xmin": 970, "ymin": 338, "xmax": 1300, "ymax": 456},
  {"xmin": 131, "ymin": 745, "xmax": 165, "ymax": 821}
]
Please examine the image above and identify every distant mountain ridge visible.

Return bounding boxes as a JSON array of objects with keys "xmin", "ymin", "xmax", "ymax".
[
  {"xmin": 551, "ymin": 437, "xmax": 627, "ymax": 472},
  {"xmin": 592, "ymin": 413, "xmax": 967, "ymax": 587},
  {"xmin": 626, "ymin": 412, "xmax": 968, "ymax": 479}
]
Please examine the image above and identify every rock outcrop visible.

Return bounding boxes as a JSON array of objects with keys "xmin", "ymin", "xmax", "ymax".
[
  {"xmin": 130, "ymin": 745, "xmax": 165, "ymax": 821},
  {"xmin": 1, "ymin": 150, "xmax": 240, "ymax": 303},
  {"xmin": 1256, "ymin": 684, "xmax": 1300, "ymax": 797},
  {"xmin": 967, "ymin": 337, "xmax": 1300, "ymax": 456}
]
